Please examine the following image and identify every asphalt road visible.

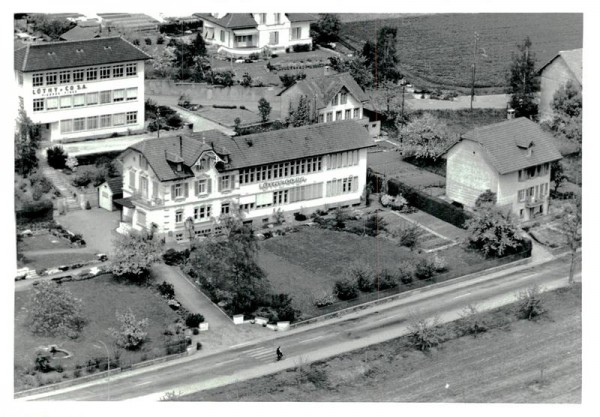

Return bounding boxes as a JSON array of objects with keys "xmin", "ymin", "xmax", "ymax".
[{"xmin": 20, "ymin": 257, "xmax": 578, "ymax": 402}]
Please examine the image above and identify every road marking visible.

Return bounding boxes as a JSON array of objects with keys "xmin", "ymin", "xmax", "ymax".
[
  {"xmin": 372, "ymin": 313, "xmax": 403, "ymax": 323},
  {"xmin": 214, "ymin": 358, "xmax": 239, "ymax": 367},
  {"xmin": 298, "ymin": 335, "xmax": 325, "ymax": 344},
  {"xmin": 137, "ymin": 381, "xmax": 153, "ymax": 386},
  {"xmin": 452, "ymin": 292, "xmax": 471, "ymax": 299},
  {"xmin": 229, "ymin": 341, "xmax": 253, "ymax": 349}
]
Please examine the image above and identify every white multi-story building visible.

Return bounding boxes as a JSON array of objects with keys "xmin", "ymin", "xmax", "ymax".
[
  {"xmin": 278, "ymin": 72, "xmax": 381, "ymax": 137},
  {"xmin": 14, "ymin": 36, "xmax": 151, "ymax": 142},
  {"xmin": 445, "ymin": 118, "xmax": 562, "ymax": 221},
  {"xmin": 117, "ymin": 120, "xmax": 374, "ymax": 242},
  {"xmin": 194, "ymin": 13, "xmax": 316, "ymax": 56}
]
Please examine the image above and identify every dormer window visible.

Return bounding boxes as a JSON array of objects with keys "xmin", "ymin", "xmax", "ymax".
[{"xmin": 177, "ymin": 163, "xmax": 182, "ymax": 172}]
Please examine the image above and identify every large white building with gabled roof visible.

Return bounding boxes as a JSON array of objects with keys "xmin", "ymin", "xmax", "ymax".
[
  {"xmin": 14, "ymin": 36, "xmax": 151, "ymax": 142},
  {"xmin": 117, "ymin": 120, "xmax": 374, "ymax": 242}
]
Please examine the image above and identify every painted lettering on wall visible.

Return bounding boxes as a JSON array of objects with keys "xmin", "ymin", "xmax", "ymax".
[
  {"xmin": 259, "ymin": 176, "xmax": 307, "ymax": 190},
  {"xmin": 32, "ymin": 84, "xmax": 87, "ymax": 97}
]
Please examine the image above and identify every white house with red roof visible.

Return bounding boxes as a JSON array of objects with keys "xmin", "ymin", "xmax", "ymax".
[
  {"xmin": 445, "ymin": 118, "xmax": 562, "ymax": 221},
  {"xmin": 117, "ymin": 120, "xmax": 373, "ymax": 242},
  {"xmin": 194, "ymin": 13, "xmax": 316, "ymax": 56},
  {"xmin": 14, "ymin": 36, "xmax": 151, "ymax": 142}
]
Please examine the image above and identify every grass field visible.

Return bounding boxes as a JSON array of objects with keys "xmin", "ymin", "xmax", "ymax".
[
  {"xmin": 183, "ymin": 284, "xmax": 582, "ymax": 402},
  {"xmin": 18, "ymin": 234, "xmax": 72, "ymax": 252},
  {"xmin": 18, "ymin": 251, "xmax": 99, "ymax": 271},
  {"xmin": 341, "ymin": 13, "xmax": 583, "ymax": 91},
  {"xmin": 258, "ymin": 227, "xmax": 501, "ymax": 318},
  {"xmin": 14, "ymin": 274, "xmax": 181, "ymax": 391}
]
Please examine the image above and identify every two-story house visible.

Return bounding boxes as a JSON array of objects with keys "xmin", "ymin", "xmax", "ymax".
[
  {"xmin": 194, "ymin": 13, "xmax": 316, "ymax": 56},
  {"xmin": 14, "ymin": 36, "xmax": 151, "ymax": 142},
  {"xmin": 117, "ymin": 120, "xmax": 374, "ymax": 242},
  {"xmin": 537, "ymin": 48, "xmax": 582, "ymax": 122},
  {"xmin": 278, "ymin": 72, "xmax": 381, "ymax": 137},
  {"xmin": 445, "ymin": 117, "xmax": 562, "ymax": 221}
]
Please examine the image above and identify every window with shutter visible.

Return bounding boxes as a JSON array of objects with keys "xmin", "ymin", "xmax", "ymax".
[
  {"xmin": 184, "ymin": 183, "xmax": 189, "ymax": 197},
  {"xmin": 207, "ymin": 179, "xmax": 212, "ymax": 194}
]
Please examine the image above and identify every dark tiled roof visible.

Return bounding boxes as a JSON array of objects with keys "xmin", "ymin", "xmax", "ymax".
[
  {"xmin": 105, "ymin": 177, "xmax": 123, "ymax": 194},
  {"xmin": 459, "ymin": 118, "xmax": 562, "ymax": 174},
  {"xmin": 194, "ymin": 13, "xmax": 257, "ymax": 29},
  {"xmin": 14, "ymin": 36, "xmax": 151, "ymax": 72},
  {"xmin": 538, "ymin": 48, "xmax": 582, "ymax": 84},
  {"xmin": 124, "ymin": 121, "xmax": 374, "ymax": 182},
  {"xmin": 219, "ymin": 120, "xmax": 374, "ymax": 170},
  {"xmin": 279, "ymin": 73, "xmax": 370, "ymax": 109},
  {"xmin": 285, "ymin": 13, "xmax": 318, "ymax": 22},
  {"xmin": 59, "ymin": 25, "xmax": 102, "ymax": 41},
  {"xmin": 126, "ymin": 131, "xmax": 229, "ymax": 182}
]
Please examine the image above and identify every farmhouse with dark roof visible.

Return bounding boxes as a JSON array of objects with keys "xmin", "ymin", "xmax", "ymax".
[{"xmin": 445, "ymin": 117, "xmax": 562, "ymax": 221}]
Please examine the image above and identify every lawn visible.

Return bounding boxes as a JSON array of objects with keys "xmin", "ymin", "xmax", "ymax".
[
  {"xmin": 18, "ymin": 233, "xmax": 72, "ymax": 252},
  {"xmin": 183, "ymin": 284, "xmax": 581, "ymax": 402},
  {"xmin": 258, "ymin": 226, "xmax": 504, "ymax": 319},
  {"xmin": 14, "ymin": 274, "xmax": 182, "ymax": 391},
  {"xmin": 341, "ymin": 13, "xmax": 583, "ymax": 91},
  {"xmin": 18, "ymin": 251, "xmax": 99, "ymax": 271},
  {"xmin": 196, "ymin": 106, "xmax": 262, "ymax": 127}
]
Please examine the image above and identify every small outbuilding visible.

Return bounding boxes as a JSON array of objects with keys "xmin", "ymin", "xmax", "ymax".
[{"xmin": 98, "ymin": 177, "xmax": 123, "ymax": 211}]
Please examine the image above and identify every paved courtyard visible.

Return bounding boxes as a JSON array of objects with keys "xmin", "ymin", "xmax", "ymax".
[{"xmin": 56, "ymin": 208, "xmax": 120, "ymax": 255}]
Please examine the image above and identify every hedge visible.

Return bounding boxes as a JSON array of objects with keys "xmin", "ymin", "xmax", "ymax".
[
  {"xmin": 386, "ymin": 178, "xmax": 471, "ymax": 229},
  {"xmin": 16, "ymin": 199, "xmax": 54, "ymax": 225},
  {"xmin": 75, "ymin": 151, "xmax": 122, "ymax": 167}
]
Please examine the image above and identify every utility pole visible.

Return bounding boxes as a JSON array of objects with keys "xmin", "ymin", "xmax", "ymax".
[
  {"xmin": 470, "ymin": 32, "xmax": 479, "ymax": 111},
  {"xmin": 400, "ymin": 82, "xmax": 406, "ymax": 127}
]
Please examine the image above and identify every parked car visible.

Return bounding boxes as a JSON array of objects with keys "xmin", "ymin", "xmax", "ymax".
[{"xmin": 235, "ymin": 58, "xmax": 245, "ymax": 63}]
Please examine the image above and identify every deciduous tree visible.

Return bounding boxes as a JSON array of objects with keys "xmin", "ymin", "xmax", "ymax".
[
  {"xmin": 151, "ymin": 46, "xmax": 176, "ymax": 78},
  {"xmin": 407, "ymin": 313, "xmax": 443, "ymax": 352},
  {"xmin": 286, "ymin": 95, "xmax": 312, "ymax": 127},
  {"xmin": 558, "ymin": 198, "xmax": 582, "ymax": 285},
  {"xmin": 507, "ymin": 37, "xmax": 539, "ymax": 119},
  {"xmin": 400, "ymin": 113, "xmax": 451, "ymax": 162},
  {"xmin": 550, "ymin": 80, "xmax": 582, "ymax": 146},
  {"xmin": 311, "ymin": 14, "xmax": 341, "ymax": 44},
  {"xmin": 258, "ymin": 98, "xmax": 272, "ymax": 123},
  {"xmin": 109, "ymin": 309, "xmax": 149, "ymax": 350},
  {"xmin": 15, "ymin": 104, "xmax": 41, "ymax": 177},
  {"xmin": 26, "ymin": 281, "xmax": 86, "ymax": 338},
  {"xmin": 189, "ymin": 215, "xmax": 270, "ymax": 315},
  {"xmin": 111, "ymin": 230, "xmax": 164, "ymax": 283},
  {"xmin": 464, "ymin": 206, "xmax": 523, "ymax": 258}
]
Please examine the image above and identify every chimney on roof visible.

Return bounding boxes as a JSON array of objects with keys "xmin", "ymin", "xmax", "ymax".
[{"xmin": 179, "ymin": 135, "xmax": 183, "ymax": 157}]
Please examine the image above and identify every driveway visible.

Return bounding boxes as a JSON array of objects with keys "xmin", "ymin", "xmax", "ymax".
[
  {"xmin": 150, "ymin": 263, "xmax": 271, "ymax": 352},
  {"xmin": 56, "ymin": 208, "xmax": 120, "ymax": 255}
]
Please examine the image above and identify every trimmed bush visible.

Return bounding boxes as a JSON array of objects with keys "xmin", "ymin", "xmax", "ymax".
[
  {"xmin": 162, "ymin": 248, "xmax": 190, "ymax": 265},
  {"xmin": 334, "ymin": 278, "xmax": 359, "ymax": 301},
  {"xmin": 157, "ymin": 281, "xmax": 175, "ymax": 299},
  {"xmin": 314, "ymin": 294, "xmax": 335, "ymax": 308},
  {"xmin": 349, "ymin": 263, "xmax": 375, "ymax": 292},
  {"xmin": 292, "ymin": 43, "xmax": 311, "ymax": 52},
  {"xmin": 185, "ymin": 313, "xmax": 205, "ymax": 328},
  {"xmin": 46, "ymin": 146, "xmax": 67, "ymax": 169},
  {"xmin": 374, "ymin": 269, "xmax": 398, "ymax": 290},
  {"xmin": 415, "ymin": 258, "xmax": 435, "ymax": 280},
  {"xmin": 294, "ymin": 212, "xmax": 307, "ymax": 221},
  {"xmin": 364, "ymin": 213, "xmax": 387, "ymax": 236},
  {"xmin": 396, "ymin": 224, "xmax": 420, "ymax": 248},
  {"xmin": 397, "ymin": 265, "xmax": 414, "ymax": 285},
  {"xmin": 16, "ymin": 199, "xmax": 54, "ymax": 225}
]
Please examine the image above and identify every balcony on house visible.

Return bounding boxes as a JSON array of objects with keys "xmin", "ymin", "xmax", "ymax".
[{"xmin": 525, "ymin": 195, "xmax": 547, "ymax": 208}]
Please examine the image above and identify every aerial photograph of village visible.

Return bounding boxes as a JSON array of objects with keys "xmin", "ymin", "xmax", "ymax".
[{"xmin": 9, "ymin": 3, "xmax": 590, "ymax": 414}]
